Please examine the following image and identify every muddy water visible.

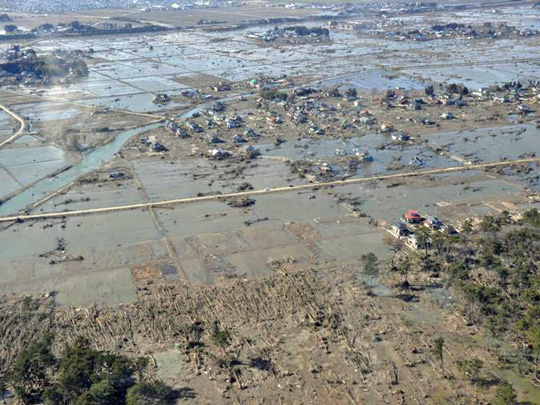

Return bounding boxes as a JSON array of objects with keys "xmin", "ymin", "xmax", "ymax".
[
  {"xmin": 427, "ymin": 123, "xmax": 540, "ymax": 163},
  {"xmin": 0, "ymin": 110, "xmax": 15, "ymax": 143},
  {"xmin": 0, "ymin": 123, "xmax": 161, "ymax": 216},
  {"xmin": 13, "ymin": 102, "xmax": 82, "ymax": 122},
  {"xmin": 260, "ymin": 134, "xmax": 457, "ymax": 177},
  {"xmin": 80, "ymin": 93, "xmax": 188, "ymax": 113},
  {"xmin": 320, "ymin": 70, "xmax": 425, "ymax": 90}
]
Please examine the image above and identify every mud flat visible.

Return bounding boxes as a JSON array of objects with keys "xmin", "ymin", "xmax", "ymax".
[
  {"xmin": 426, "ymin": 123, "xmax": 540, "ymax": 163},
  {"xmin": 0, "ymin": 123, "xmax": 160, "ymax": 216}
]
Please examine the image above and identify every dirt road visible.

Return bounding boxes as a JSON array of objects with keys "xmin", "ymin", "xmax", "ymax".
[
  {"xmin": 0, "ymin": 104, "xmax": 26, "ymax": 149},
  {"xmin": 0, "ymin": 157, "xmax": 536, "ymax": 223}
]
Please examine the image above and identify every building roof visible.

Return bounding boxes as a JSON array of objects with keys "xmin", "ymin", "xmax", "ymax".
[{"xmin": 405, "ymin": 210, "xmax": 421, "ymax": 218}]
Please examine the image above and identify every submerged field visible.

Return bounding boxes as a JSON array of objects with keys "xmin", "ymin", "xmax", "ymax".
[{"xmin": 0, "ymin": 1, "xmax": 539, "ymax": 402}]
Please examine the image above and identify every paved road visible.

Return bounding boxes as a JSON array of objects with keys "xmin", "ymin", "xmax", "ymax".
[
  {"xmin": 0, "ymin": 104, "xmax": 26, "ymax": 149},
  {"xmin": 0, "ymin": 157, "xmax": 537, "ymax": 223}
]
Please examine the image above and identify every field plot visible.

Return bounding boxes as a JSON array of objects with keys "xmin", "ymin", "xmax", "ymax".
[
  {"xmin": 2, "ymin": 12, "xmax": 139, "ymax": 31},
  {"xmin": 0, "ymin": 183, "xmax": 392, "ymax": 296},
  {"xmin": 13, "ymin": 102, "xmax": 83, "ymax": 122},
  {"xmin": 124, "ymin": 6, "xmax": 320, "ymax": 28},
  {"xmin": 427, "ymin": 123, "xmax": 540, "ymax": 163},
  {"xmin": 0, "ymin": 111, "xmax": 16, "ymax": 143},
  {"xmin": 0, "ymin": 167, "xmax": 21, "ymax": 198},
  {"xmin": 0, "ymin": 209, "xmax": 166, "ymax": 304},
  {"xmin": 333, "ymin": 172, "xmax": 526, "ymax": 224},
  {"xmin": 0, "ymin": 145, "xmax": 75, "ymax": 192},
  {"xmin": 130, "ymin": 158, "xmax": 306, "ymax": 201}
]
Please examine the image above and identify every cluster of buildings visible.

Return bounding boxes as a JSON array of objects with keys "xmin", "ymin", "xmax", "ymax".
[
  {"xmin": 211, "ymin": 81, "xmax": 232, "ymax": 92},
  {"xmin": 271, "ymin": 1, "xmax": 440, "ymax": 15},
  {"xmin": 469, "ymin": 81, "xmax": 540, "ymax": 106},
  {"xmin": 246, "ymin": 76, "xmax": 294, "ymax": 91},
  {"xmin": 380, "ymin": 22, "xmax": 539, "ymax": 42},
  {"xmin": 141, "ymin": 0, "xmax": 242, "ymax": 12},
  {"xmin": 390, "ymin": 210, "xmax": 451, "ymax": 250},
  {"xmin": 293, "ymin": 146, "xmax": 375, "ymax": 182},
  {"xmin": 247, "ymin": 26, "xmax": 330, "ymax": 44},
  {"xmin": 139, "ymin": 135, "xmax": 168, "ymax": 152},
  {"xmin": 275, "ymin": 87, "xmax": 421, "ymax": 136},
  {"xmin": 153, "ymin": 94, "xmax": 172, "ymax": 104},
  {"xmin": 6, "ymin": 0, "xmax": 132, "ymax": 13},
  {"xmin": 296, "ymin": 161, "xmax": 343, "ymax": 182},
  {"xmin": 165, "ymin": 108, "xmax": 262, "ymax": 160},
  {"xmin": 377, "ymin": 82, "xmax": 538, "ymax": 125},
  {"xmin": 0, "ymin": 19, "xmax": 166, "ymax": 41},
  {"xmin": 180, "ymin": 88, "xmax": 213, "ymax": 100},
  {"xmin": 156, "ymin": 76, "xmax": 538, "ymax": 176}
]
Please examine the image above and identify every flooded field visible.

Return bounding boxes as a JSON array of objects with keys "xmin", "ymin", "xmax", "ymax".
[
  {"xmin": 0, "ymin": 111, "xmax": 15, "ymax": 143},
  {"xmin": 0, "ymin": 145, "xmax": 76, "ymax": 197},
  {"xmin": 261, "ymin": 134, "xmax": 458, "ymax": 177},
  {"xmin": 333, "ymin": 172, "xmax": 525, "ymax": 223},
  {"xmin": 427, "ymin": 123, "xmax": 540, "ymax": 163},
  {"xmin": 1, "ymin": 6, "xmax": 538, "ymax": 293},
  {"xmin": 0, "ymin": 1, "xmax": 539, "ymax": 403},
  {"xmin": 0, "ymin": 123, "xmax": 159, "ymax": 215},
  {"xmin": 0, "ymin": 186, "xmax": 390, "ymax": 300},
  {"xmin": 13, "ymin": 102, "xmax": 83, "ymax": 122}
]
